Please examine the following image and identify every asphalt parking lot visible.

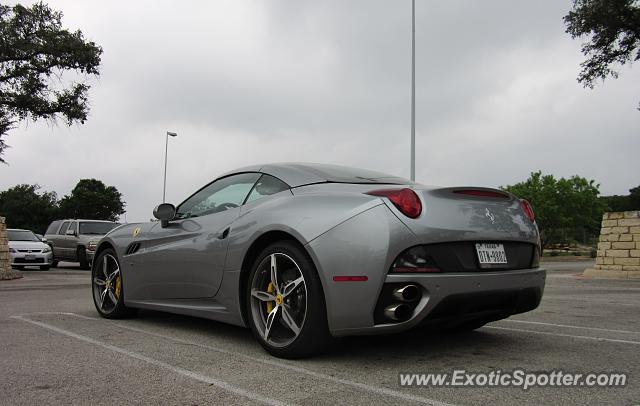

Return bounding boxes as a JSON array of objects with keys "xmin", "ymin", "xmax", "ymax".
[{"xmin": 0, "ymin": 260, "xmax": 637, "ymax": 405}]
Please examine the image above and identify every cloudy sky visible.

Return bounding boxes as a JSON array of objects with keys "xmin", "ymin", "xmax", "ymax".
[{"xmin": 2, "ymin": 0, "xmax": 638, "ymax": 222}]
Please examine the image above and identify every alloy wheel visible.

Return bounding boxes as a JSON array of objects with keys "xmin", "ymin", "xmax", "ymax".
[
  {"xmin": 250, "ymin": 253, "xmax": 307, "ymax": 348},
  {"xmin": 93, "ymin": 254, "xmax": 121, "ymax": 313}
]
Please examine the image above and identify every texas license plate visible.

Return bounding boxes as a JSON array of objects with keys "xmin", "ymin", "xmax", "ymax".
[{"xmin": 475, "ymin": 243, "xmax": 507, "ymax": 266}]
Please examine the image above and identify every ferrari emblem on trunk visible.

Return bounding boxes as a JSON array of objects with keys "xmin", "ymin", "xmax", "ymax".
[{"xmin": 485, "ymin": 208, "xmax": 496, "ymax": 224}]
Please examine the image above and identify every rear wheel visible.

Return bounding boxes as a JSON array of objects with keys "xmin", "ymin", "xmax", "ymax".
[
  {"xmin": 247, "ymin": 241, "xmax": 331, "ymax": 359},
  {"xmin": 78, "ymin": 247, "xmax": 90, "ymax": 270},
  {"xmin": 92, "ymin": 248, "xmax": 136, "ymax": 319}
]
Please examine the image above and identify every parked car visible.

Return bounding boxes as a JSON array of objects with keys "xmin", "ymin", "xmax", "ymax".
[
  {"xmin": 90, "ymin": 163, "xmax": 545, "ymax": 359},
  {"xmin": 7, "ymin": 229, "xmax": 53, "ymax": 270},
  {"xmin": 44, "ymin": 219, "xmax": 120, "ymax": 269}
]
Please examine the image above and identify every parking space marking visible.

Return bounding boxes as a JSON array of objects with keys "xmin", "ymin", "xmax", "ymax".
[
  {"xmin": 11, "ymin": 315, "xmax": 287, "ymax": 406},
  {"xmin": 503, "ymin": 319, "xmax": 640, "ymax": 335},
  {"xmin": 485, "ymin": 325, "xmax": 640, "ymax": 345},
  {"xmin": 13, "ymin": 312, "xmax": 452, "ymax": 406}
]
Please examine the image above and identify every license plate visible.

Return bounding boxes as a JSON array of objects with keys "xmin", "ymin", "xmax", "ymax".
[
  {"xmin": 25, "ymin": 255, "xmax": 35, "ymax": 261},
  {"xmin": 475, "ymin": 243, "xmax": 507, "ymax": 266}
]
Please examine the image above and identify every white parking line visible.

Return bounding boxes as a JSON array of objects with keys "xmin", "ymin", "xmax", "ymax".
[
  {"xmin": 14, "ymin": 312, "xmax": 452, "ymax": 406},
  {"xmin": 485, "ymin": 325, "xmax": 640, "ymax": 345},
  {"xmin": 12, "ymin": 315, "xmax": 287, "ymax": 406},
  {"xmin": 503, "ymin": 319, "xmax": 640, "ymax": 335}
]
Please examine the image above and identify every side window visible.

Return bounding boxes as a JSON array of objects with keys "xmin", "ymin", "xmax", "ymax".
[
  {"xmin": 177, "ymin": 173, "xmax": 261, "ymax": 219},
  {"xmin": 245, "ymin": 174, "xmax": 290, "ymax": 204},
  {"xmin": 45, "ymin": 221, "xmax": 61, "ymax": 235},
  {"xmin": 68, "ymin": 222, "xmax": 78, "ymax": 235},
  {"xmin": 58, "ymin": 221, "xmax": 70, "ymax": 235}
]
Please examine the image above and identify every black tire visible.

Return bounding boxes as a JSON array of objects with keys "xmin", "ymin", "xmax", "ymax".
[
  {"xmin": 78, "ymin": 247, "xmax": 90, "ymax": 270},
  {"xmin": 92, "ymin": 248, "xmax": 136, "ymax": 319},
  {"xmin": 51, "ymin": 260, "xmax": 59, "ymax": 268},
  {"xmin": 40, "ymin": 266, "xmax": 51, "ymax": 271},
  {"xmin": 246, "ymin": 241, "xmax": 332, "ymax": 359}
]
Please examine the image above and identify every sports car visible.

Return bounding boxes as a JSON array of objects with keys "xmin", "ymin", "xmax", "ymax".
[{"xmin": 92, "ymin": 163, "xmax": 545, "ymax": 358}]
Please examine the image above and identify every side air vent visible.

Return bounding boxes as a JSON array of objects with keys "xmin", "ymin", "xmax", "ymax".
[{"xmin": 125, "ymin": 242, "xmax": 141, "ymax": 256}]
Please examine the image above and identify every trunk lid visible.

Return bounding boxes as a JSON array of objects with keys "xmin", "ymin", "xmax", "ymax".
[{"xmin": 388, "ymin": 186, "xmax": 539, "ymax": 245}]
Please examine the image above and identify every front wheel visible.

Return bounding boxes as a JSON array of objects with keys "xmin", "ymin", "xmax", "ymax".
[
  {"xmin": 92, "ymin": 248, "xmax": 136, "ymax": 319},
  {"xmin": 247, "ymin": 241, "xmax": 332, "ymax": 359},
  {"xmin": 40, "ymin": 266, "xmax": 50, "ymax": 271}
]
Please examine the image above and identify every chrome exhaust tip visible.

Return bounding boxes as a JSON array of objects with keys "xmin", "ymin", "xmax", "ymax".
[
  {"xmin": 384, "ymin": 303, "xmax": 413, "ymax": 321},
  {"xmin": 392, "ymin": 284, "xmax": 421, "ymax": 302}
]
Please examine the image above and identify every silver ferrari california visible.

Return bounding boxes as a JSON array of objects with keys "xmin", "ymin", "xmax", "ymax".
[{"xmin": 92, "ymin": 163, "xmax": 545, "ymax": 358}]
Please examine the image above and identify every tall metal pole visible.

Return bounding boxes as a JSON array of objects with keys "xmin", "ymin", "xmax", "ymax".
[
  {"xmin": 410, "ymin": 0, "xmax": 416, "ymax": 181},
  {"xmin": 163, "ymin": 132, "xmax": 169, "ymax": 203},
  {"xmin": 163, "ymin": 131, "xmax": 177, "ymax": 203}
]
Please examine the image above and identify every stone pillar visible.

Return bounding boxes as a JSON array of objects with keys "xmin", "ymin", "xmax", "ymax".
[
  {"xmin": 1, "ymin": 217, "xmax": 22, "ymax": 280},
  {"xmin": 584, "ymin": 211, "xmax": 640, "ymax": 279}
]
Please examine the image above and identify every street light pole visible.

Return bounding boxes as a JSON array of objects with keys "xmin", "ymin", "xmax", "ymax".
[
  {"xmin": 410, "ymin": 0, "xmax": 416, "ymax": 181},
  {"xmin": 163, "ymin": 131, "xmax": 177, "ymax": 203}
]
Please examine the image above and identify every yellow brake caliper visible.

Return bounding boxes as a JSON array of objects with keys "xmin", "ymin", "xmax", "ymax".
[
  {"xmin": 114, "ymin": 275, "xmax": 122, "ymax": 299},
  {"xmin": 266, "ymin": 282, "xmax": 275, "ymax": 313}
]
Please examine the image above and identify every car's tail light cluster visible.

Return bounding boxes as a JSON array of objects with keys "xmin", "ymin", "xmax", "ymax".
[
  {"xmin": 366, "ymin": 188, "xmax": 422, "ymax": 219},
  {"xmin": 520, "ymin": 199, "xmax": 535, "ymax": 223}
]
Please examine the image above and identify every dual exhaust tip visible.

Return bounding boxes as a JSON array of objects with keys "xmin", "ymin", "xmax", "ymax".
[{"xmin": 384, "ymin": 284, "xmax": 421, "ymax": 322}]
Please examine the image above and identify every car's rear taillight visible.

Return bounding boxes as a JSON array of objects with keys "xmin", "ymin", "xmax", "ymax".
[
  {"xmin": 521, "ymin": 199, "xmax": 535, "ymax": 223},
  {"xmin": 366, "ymin": 188, "xmax": 422, "ymax": 219}
]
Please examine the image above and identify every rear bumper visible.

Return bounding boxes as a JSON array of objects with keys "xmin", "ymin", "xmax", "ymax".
[
  {"xmin": 331, "ymin": 267, "xmax": 546, "ymax": 336},
  {"xmin": 306, "ymin": 202, "xmax": 544, "ymax": 337}
]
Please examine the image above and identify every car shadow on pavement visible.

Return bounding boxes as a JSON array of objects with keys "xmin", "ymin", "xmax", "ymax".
[{"xmin": 129, "ymin": 309, "xmax": 520, "ymax": 363}]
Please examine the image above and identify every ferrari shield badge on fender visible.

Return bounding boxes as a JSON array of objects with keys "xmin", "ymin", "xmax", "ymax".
[{"xmin": 133, "ymin": 227, "xmax": 141, "ymax": 238}]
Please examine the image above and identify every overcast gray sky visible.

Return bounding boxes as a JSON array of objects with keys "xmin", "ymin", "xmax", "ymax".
[{"xmin": 1, "ymin": 0, "xmax": 638, "ymax": 222}]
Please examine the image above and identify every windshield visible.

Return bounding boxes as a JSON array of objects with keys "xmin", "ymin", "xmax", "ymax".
[
  {"xmin": 79, "ymin": 222, "xmax": 119, "ymax": 235},
  {"xmin": 7, "ymin": 230, "xmax": 39, "ymax": 242}
]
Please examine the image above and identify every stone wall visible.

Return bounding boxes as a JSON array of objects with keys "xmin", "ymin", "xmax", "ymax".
[
  {"xmin": 584, "ymin": 211, "xmax": 640, "ymax": 279},
  {"xmin": 0, "ymin": 217, "xmax": 12, "ymax": 277}
]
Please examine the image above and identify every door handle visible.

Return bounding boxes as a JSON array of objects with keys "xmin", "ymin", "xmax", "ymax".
[{"xmin": 219, "ymin": 227, "xmax": 230, "ymax": 240}]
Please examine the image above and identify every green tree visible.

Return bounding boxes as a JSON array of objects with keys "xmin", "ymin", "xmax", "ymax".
[
  {"xmin": 601, "ymin": 184, "xmax": 640, "ymax": 211},
  {"xmin": 564, "ymin": 0, "xmax": 640, "ymax": 108},
  {"xmin": 0, "ymin": 2, "xmax": 102, "ymax": 162},
  {"xmin": 503, "ymin": 171, "xmax": 606, "ymax": 246},
  {"xmin": 0, "ymin": 183, "xmax": 58, "ymax": 233},
  {"xmin": 58, "ymin": 179, "xmax": 125, "ymax": 221}
]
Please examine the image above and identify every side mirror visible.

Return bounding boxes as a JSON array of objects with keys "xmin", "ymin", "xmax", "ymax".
[
  {"xmin": 66, "ymin": 229, "xmax": 76, "ymax": 236},
  {"xmin": 153, "ymin": 203, "xmax": 176, "ymax": 227},
  {"xmin": 41, "ymin": 237, "xmax": 48, "ymax": 243}
]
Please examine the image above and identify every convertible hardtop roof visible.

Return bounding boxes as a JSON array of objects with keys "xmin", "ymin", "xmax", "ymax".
[
  {"xmin": 57, "ymin": 219, "xmax": 118, "ymax": 223},
  {"xmin": 226, "ymin": 163, "xmax": 413, "ymax": 188}
]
